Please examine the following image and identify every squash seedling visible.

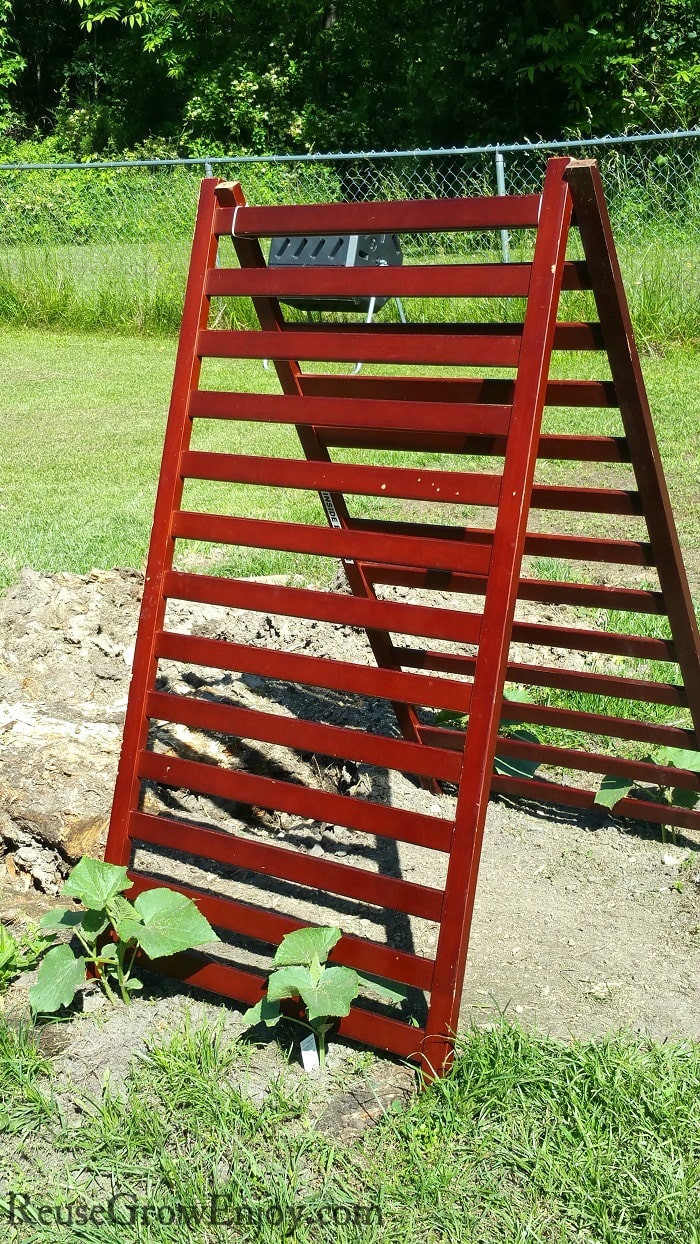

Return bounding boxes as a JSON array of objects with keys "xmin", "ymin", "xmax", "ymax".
[
  {"xmin": 594, "ymin": 746, "xmax": 700, "ymax": 818},
  {"xmin": 243, "ymin": 925, "xmax": 406, "ymax": 1069},
  {"xmin": 30, "ymin": 856, "xmax": 218, "ymax": 1014}
]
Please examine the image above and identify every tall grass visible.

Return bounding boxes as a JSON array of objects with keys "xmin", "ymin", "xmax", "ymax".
[{"xmin": 0, "ymin": 162, "xmax": 698, "ymax": 345}]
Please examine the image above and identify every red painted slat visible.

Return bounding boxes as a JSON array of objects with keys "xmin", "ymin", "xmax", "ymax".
[
  {"xmin": 530, "ymin": 484, "xmax": 642, "ymax": 515},
  {"xmin": 363, "ymin": 565, "xmax": 664, "ymax": 614},
  {"xmin": 347, "ymin": 517, "xmax": 653, "ymax": 567},
  {"xmin": 496, "ymin": 700, "xmax": 693, "ymax": 746},
  {"xmin": 206, "ymin": 262, "xmax": 535, "ymax": 299},
  {"xmin": 490, "ymin": 774, "xmax": 700, "ymax": 832},
  {"xmin": 516, "ymin": 579, "xmax": 663, "ymax": 611},
  {"xmin": 493, "ymin": 736, "xmax": 700, "ymax": 789},
  {"xmin": 127, "ymin": 872, "xmax": 436, "ymax": 991},
  {"xmin": 207, "ymin": 258, "xmax": 592, "ymax": 299},
  {"xmin": 155, "ymin": 630, "xmax": 475, "ymax": 714},
  {"xmin": 138, "ymin": 748, "xmax": 451, "ymax": 853},
  {"xmin": 214, "ymin": 194, "xmax": 543, "ymax": 236},
  {"xmin": 298, "ymin": 373, "xmax": 619, "ymax": 409},
  {"xmin": 397, "ymin": 649, "xmax": 686, "ymax": 706},
  {"xmin": 163, "ymin": 571, "xmax": 482, "ymax": 645},
  {"xmin": 130, "ymin": 809, "xmax": 445, "ymax": 920},
  {"xmin": 181, "ymin": 450, "xmax": 503, "ymax": 507},
  {"xmin": 510, "ymin": 619, "xmax": 674, "ymax": 660},
  {"xmin": 293, "ymin": 320, "xmax": 603, "ymax": 351},
  {"xmin": 190, "ymin": 390, "xmax": 513, "ymax": 436},
  {"xmin": 172, "ymin": 510, "xmax": 493, "ymax": 576},
  {"xmin": 552, "ymin": 322, "xmax": 605, "ymax": 350},
  {"xmin": 316, "ymin": 426, "xmax": 630, "ymax": 463},
  {"xmin": 146, "ymin": 688, "xmax": 463, "ymax": 782},
  {"xmin": 197, "ymin": 327, "xmax": 522, "ymax": 368},
  {"xmin": 418, "ymin": 723, "xmax": 699, "ymax": 790},
  {"xmin": 183, "ymin": 449, "xmax": 637, "ymax": 516}
]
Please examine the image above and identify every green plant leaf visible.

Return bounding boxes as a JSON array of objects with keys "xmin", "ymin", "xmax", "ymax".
[
  {"xmin": 81, "ymin": 909, "xmax": 110, "ymax": 943},
  {"xmin": 655, "ymin": 747, "xmax": 700, "ymax": 772},
  {"xmin": 267, "ymin": 965, "xmax": 314, "ymax": 1002},
  {"xmin": 29, "ymin": 945, "xmax": 86, "ymax": 1013},
  {"xmin": 501, "ymin": 688, "xmax": 535, "ymax": 720},
  {"xmin": 671, "ymin": 786, "xmax": 699, "ymax": 809},
  {"xmin": 298, "ymin": 964, "xmax": 360, "ymax": 1022},
  {"xmin": 132, "ymin": 888, "xmax": 218, "ymax": 959},
  {"xmin": 99, "ymin": 942, "xmax": 119, "ymax": 963},
  {"xmin": 594, "ymin": 775, "xmax": 634, "ymax": 810},
  {"xmin": 494, "ymin": 730, "xmax": 541, "ymax": 781},
  {"xmin": 38, "ymin": 908, "xmax": 85, "ymax": 932},
  {"xmin": 242, "ymin": 995, "xmax": 282, "ymax": 1028},
  {"xmin": 109, "ymin": 894, "xmax": 143, "ymax": 943},
  {"xmin": 62, "ymin": 857, "xmax": 131, "ymax": 909},
  {"xmin": 272, "ymin": 926, "xmax": 342, "ymax": 969},
  {"xmin": 433, "ymin": 709, "xmax": 466, "ymax": 729},
  {"xmin": 356, "ymin": 972, "xmax": 409, "ymax": 1005}
]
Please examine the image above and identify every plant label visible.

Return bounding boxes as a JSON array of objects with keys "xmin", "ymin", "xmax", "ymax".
[{"xmin": 300, "ymin": 1032, "xmax": 320, "ymax": 1073}]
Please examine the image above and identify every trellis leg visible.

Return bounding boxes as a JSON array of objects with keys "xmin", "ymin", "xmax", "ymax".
[
  {"xmin": 106, "ymin": 178, "xmax": 220, "ymax": 866},
  {"xmin": 565, "ymin": 160, "xmax": 700, "ymax": 743},
  {"xmin": 422, "ymin": 157, "xmax": 575, "ymax": 1077}
]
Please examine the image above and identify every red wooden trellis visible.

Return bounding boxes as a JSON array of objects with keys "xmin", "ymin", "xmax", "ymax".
[{"xmin": 105, "ymin": 158, "xmax": 700, "ymax": 1075}]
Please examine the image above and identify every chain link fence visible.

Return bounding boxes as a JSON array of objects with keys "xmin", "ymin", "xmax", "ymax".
[{"xmin": 0, "ymin": 131, "xmax": 698, "ymax": 340}]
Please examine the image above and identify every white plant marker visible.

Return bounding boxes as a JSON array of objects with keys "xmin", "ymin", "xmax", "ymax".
[{"xmin": 300, "ymin": 1032, "xmax": 320, "ymax": 1073}]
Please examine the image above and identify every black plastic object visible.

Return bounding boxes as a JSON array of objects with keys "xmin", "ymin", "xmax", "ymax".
[{"xmin": 267, "ymin": 232, "xmax": 403, "ymax": 313}]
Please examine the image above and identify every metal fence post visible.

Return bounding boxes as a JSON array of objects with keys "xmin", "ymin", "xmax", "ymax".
[{"xmin": 495, "ymin": 150, "xmax": 510, "ymax": 263}]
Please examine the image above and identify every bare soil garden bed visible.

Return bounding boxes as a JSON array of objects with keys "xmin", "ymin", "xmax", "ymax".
[{"xmin": 0, "ymin": 567, "xmax": 698, "ymax": 1099}]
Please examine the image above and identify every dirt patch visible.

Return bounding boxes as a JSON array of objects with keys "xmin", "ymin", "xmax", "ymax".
[{"xmin": 0, "ymin": 568, "xmax": 698, "ymax": 1075}]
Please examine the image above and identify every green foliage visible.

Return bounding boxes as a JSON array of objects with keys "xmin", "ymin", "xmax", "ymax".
[
  {"xmin": 593, "ymin": 746, "xmax": 700, "ymax": 812},
  {"xmin": 1, "ymin": 0, "xmax": 698, "ymax": 157},
  {"xmin": 243, "ymin": 925, "xmax": 405, "ymax": 1067},
  {"xmin": 0, "ymin": 922, "xmax": 53, "ymax": 993},
  {"xmin": 0, "ymin": 1018, "xmax": 54, "ymax": 1135},
  {"xmin": 30, "ymin": 856, "xmax": 218, "ymax": 1013}
]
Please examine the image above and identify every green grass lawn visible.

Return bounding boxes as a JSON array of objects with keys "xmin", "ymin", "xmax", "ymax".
[
  {"xmin": 1, "ymin": 1015, "xmax": 699, "ymax": 1243},
  {"xmin": 0, "ymin": 329, "xmax": 697, "ymax": 594}
]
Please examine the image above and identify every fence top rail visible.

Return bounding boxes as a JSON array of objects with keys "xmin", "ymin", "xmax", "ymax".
[{"xmin": 0, "ymin": 128, "xmax": 698, "ymax": 174}]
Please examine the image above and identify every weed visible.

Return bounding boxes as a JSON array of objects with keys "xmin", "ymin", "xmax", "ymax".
[{"xmin": 0, "ymin": 1019, "xmax": 54, "ymax": 1136}]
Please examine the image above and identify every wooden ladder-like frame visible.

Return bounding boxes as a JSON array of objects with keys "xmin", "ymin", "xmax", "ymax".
[{"xmin": 105, "ymin": 158, "xmax": 699, "ymax": 1073}]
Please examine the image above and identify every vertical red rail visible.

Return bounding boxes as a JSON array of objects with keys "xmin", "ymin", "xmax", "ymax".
[
  {"xmin": 422, "ymin": 158, "xmax": 575, "ymax": 1075},
  {"xmin": 566, "ymin": 160, "xmax": 700, "ymax": 741},
  {"xmin": 106, "ymin": 180, "xmax": 220, "ymax": 863}
]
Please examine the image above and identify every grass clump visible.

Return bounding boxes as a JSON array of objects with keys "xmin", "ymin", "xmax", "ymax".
[
  {"xmin": 371, "ymin": 1024, "xmax": 700, "ymax": 1242},
  {"xmin": 0, "ymin": 1019, "xmax": 54, "ymax": 1138}
]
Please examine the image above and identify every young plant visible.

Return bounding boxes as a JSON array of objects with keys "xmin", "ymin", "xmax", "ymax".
[
  {"xmin": 0, "ymin": 923, "xmax": 54, "ymax": 994},
  {"xmin": 30, "ymin": 857, "xmax": 218, "ymax": 1014},
  {"xmin": 243, "ymin": 925, "xmax": 406, "ymax": 1068},
  {"xmin": 594, "ymin": 746, "xmax": 700, "ymax": 812}
]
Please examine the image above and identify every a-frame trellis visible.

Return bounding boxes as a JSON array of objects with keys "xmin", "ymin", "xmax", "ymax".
[{"xmin": 105, "ymin": 158, "xmax": 700, "ymax": 1074}]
